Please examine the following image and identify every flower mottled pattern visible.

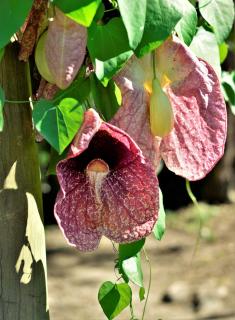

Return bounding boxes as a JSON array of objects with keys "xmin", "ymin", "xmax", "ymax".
[
  {"xmin": 54, "ymin": 109, "xmax": 159, "ymax": 251},
  {"xmin": 112, "ymin": 36, "xmax": 227, "ymax": 181}
]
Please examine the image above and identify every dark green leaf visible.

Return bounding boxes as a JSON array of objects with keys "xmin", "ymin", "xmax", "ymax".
[
  {"xmin": 222, "ymin": 71, "xmax": 235, "ymax": 114},
  {"xmin": 0, "ymin": 86, "xmax": 5, "ymax": 131},
  {"xmin": 139, "ymin": 287, "xmax": 145, "ymax": 301},
  {"xmin": 175, "ymin": 0, "xmax": 197, "ymax": 45},
  {"xmin": 54, "ymin": 0, "xmax": 101, "ymax": 27},
  {"xmin": 0, "ymin": 0, "xmax": 33, "ymax": 48},
  {"xmin": 88, "ymin": 17, "xmax": 133, "ymax": 83},
  {"xmin": 199, "ymin": 0, "xmax": 235, "ymax": 44},
  {"xmin": 33, "ymin": 98, "xmax": 84, "ymax": 154},
  {"xmin": 119, "ymin": 239, "xmax": 145, "ymax": 262},
  {"xmin": 153, "ymin": 189, "xmax": 166, "ymax": 240},
  {"xmin": 47, "ymin": 147, "xmax": 68, "ymax": 175},
  {"xmin": 122, "ymin": 253, "xmax": 143, "ymax": 287},
  {"xmin": 98, "ymin": 281, "xmax": 132, "ymax": 319},
  {"xmin": 0, "ymin": 47, "xmax": 4, "ymax": 62},
  {"xmin": 219, "ymin": 42, "xmax": 229, "ymax": 64},
  {"xmin": 189, "ymin": 27, "xmax": 221, "ymax": 78},
  {"xmin": 117, "ymin": 0, "xmax": 147, "ymax": 49},
  {"xmin": 90, "ymin": 74, "xmax": 121, "ymax": 121},
  {"xmin": 135, "ymin": 0, "xmax": 183, "ymax": 57}
]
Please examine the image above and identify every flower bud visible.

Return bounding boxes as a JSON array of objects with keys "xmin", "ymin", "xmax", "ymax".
[
  {"xmin": 35, "ymin": 31, "xmax": 55, "ymax": 84},
  {"xmin": 150, "ymin": 78, "xmax": 174, "ymax": 137}
]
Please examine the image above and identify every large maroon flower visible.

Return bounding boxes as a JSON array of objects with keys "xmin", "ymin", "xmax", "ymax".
[
  {"xmin": 54, "ymin": 109, "xmax": 159, "ymax": 251},
  {"xmin": 112, "ymin": 36, "xmax": 227, "ymax": 181}
]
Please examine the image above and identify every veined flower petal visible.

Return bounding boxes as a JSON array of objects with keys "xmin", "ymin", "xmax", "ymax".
[
  {"xmin": 112, "ymin": 36, "xmax": 227, "ymax": 181},
  {"xmin": 55, "ymin": 109, "xmax": 159, "ymax": 251}
]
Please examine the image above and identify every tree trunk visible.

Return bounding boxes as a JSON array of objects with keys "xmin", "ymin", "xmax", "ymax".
[{"xmin": 0, "ymin": 44, "xmax": 49, "ymax": 319}]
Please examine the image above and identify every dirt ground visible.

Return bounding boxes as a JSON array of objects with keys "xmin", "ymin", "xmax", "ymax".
[{"xmin": 46, "ymin": 203, "xmax": 235, "ymax": 320}]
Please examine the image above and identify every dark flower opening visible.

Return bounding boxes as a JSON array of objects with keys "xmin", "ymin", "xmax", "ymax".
[{"xmin": 67, "ymin": 130, "xmax": 136, "ymax": 172}]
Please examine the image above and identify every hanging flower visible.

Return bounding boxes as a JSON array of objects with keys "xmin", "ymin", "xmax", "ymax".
[
  {"xmin": 54, "ymin": 109, "xmax": 159, "ymax": 251},
  {"xmin": 111, "ymin": 36, "xmax": 227, "ymax": 181}
]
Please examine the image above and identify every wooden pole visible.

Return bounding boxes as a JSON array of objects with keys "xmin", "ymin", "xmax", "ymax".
[{"xmin": 0, "ymin": 44, "xmax": 49, "ymax": 319}]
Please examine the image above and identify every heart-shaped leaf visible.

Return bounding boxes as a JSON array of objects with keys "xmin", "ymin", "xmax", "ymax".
[
  {"xmin": 199, "ymin": 0, "xmax": 235, "ymax": 44},
  {"xmin": 98, "ymin": 281, "xmax": 132, "ymax": 319},
  {"xmin": 33, "ymin": 98, "xmax": 84, "ymax": 154},
  {"xmin": 122, "ymin": 254, "xmax": 143, "ymax": 287}
]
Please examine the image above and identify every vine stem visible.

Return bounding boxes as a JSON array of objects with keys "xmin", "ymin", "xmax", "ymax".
[
  {"xmin": 5, "ymin": 99, "xmax": 32, "ymax": 104},
  {"xmin": 141, "ymin": 248, "xmax": 152, "ymax": 320},
  {"xmin": 152, "ymin": 51, "xmax": 157, "ymax": 80},
  {"xmin": 185, "ymin": 180, "xmax": 203, "ymax": 264}
]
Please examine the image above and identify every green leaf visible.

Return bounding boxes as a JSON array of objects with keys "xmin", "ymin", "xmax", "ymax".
[
  {"xmin": 139, "ymin": 287, "xmax": 145, "ymax": 301},
  {"xmin": 0, "ymin": 86, "xmax": 5, "ymax": 132},
  {"xmin": 219, "ymin": 42, "xmax": 229, "ymax": 64},
  {"xmin": 90, "ymin": 74, "xmax": 121, "ymax": 121},
  {"xmin": 33, "ymin": 98, "xmax": 84, "ymax": 154},
  {"xmin": 189, "ymin": 27, "xmax": 221, "ymax": 78},
  {"xmin": 98, "ymin": 281, "xmax": 132, "ymax": 319},
  {"xmin": 199, "ymin": 0, "xmax": 235, "ymax": 44},
  {"xmin": 0, "ymin": 47, "xmax": 4, "ymax": 62},
  {"xmin": 0, "ymin": 0, "xmax": 33, "ymax": 48},
  {"xmin": 175, "ymin": 0, "xmax": 197, "ymax": 45},
  {"xmin": 153, "ymin": 189, "xmax": 166, "ymax": 240},
  {"xmin": 47, "ymin": 147, "xmax": 68, "ymax": 175},
  {"xmin": 122, "ymin": 253, "xmax": 143, "ymax": 287},
  {"xmin": 117, "ymin": 0, "xmax": 147, "ymax": 49},
  {"xmin": 54, "ymin": 0, "xmax": 101, "ymax": 27},
  {"xmin": 119, "ymin": 239, "xmax": 145, "ymax": 262},
  {"xmin": 135, "ymin": 0, "xmax": 183, "ymax": 57},
  {"xmin": 222, "ymin": 71, "xmax": 235, "ymax": 114},
  {"xmin": 88, "ymin": 17, "xmax": 133, "ymax": 83}
]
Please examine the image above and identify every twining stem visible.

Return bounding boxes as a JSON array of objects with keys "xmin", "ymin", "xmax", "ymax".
[
  {"xmin": 141, "ymin": 248, "xmax": 152, "ymax": 320},
  {"xmin": 152, "ymin": 51, "xmax": 157, "ymax": 80},
  {"xmin": 185, "ymin": 179, "xmax": 203, "ymax": 264},
  {"xmin": 129, "ymin": 298, "xmax": 135, "ymax": 320}
]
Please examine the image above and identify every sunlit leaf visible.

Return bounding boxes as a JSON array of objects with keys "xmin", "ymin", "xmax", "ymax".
[
  {"xmin": 90, "ymin": 74, "xmax": 121, "ymax": 121},
  {"xmin": 219, "ymin": 42, "xmax": 229, "ymax": 64},
  {"xmin": 135, "ymin": 0, "xmax": 183, "ymax": 57},
  {"xmin": 199, "ymin": 0, "xmax": 235, "ymax": 44},
  {"xmin": 175, "ymin": 0, "xmax": 197, "ymax": 45},
  {"xmin": 117, "ymin": 0, "xmax": 146, "ymax": 49},
  {"xmin": 0, "ymin": 86, "xmax": 5, "ymax": 132},
  {"xmin": 54, "ymin": 0, "xmax": 101, "ymax": 27},
  {"xmin": 119, "ymin": 239, "xmax": 145, "ymax": 262},
  {"xmin": 33, "ymin": 98, "xmax": 84, "ymax": 154},
  {"xmin": 190, "ymin": 27, "xmax": 221, "ymax": 78},
  {"xmin": 0, "ymin": 0, "xmax": 33, "ymax": 48},
  {"xmin": 153, "ymin": 189, "xmax": 166, "ymax": 240},
  {"xmin": 122, "ymin": 253, "xmax": 143, "ymax": 287},
  {"xmin": 98, "ymin": 281, "xmax": 132, "ymax": 319},
  {"xmin": 88, "ymin": 17, "xmax": 133, "ymax": 83}
]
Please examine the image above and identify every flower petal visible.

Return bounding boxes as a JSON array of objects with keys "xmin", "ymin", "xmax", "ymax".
[
  {"xmin": 101, "ymin": 159, "xmax": 159, "ymax": 243},
  {"xmin": 46, "ymin": 7, "xmax": 87, "ymax": 89},
  {"xmin": 111, "ymin": 70, "xmax": 161, "ymax": 169},
  {"xmin": 156, "ymin": 36, "xmax": 227, "ymax": 180},
  {"xmin": 54, "ymin": 178, "xmax": 102, "ymax": 252}
]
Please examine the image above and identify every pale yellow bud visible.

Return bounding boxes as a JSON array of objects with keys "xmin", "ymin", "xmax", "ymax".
[
  {"xmin": 150, "ymin": 78, "xmax": 174, "ymax": 137},
  {"xmin": 35, "ymin": 32, "xmax": 55, "ymax": 84}
]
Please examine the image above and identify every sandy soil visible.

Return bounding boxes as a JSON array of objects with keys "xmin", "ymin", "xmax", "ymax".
[{"xmin": 46, "ymin": 203, "xmax": 235, "ymax": 320}]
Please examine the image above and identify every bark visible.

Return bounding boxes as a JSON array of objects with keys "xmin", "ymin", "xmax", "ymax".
[{"xmin": 0, "ymin": 44, "xmax": 49, "ymax": 319}]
